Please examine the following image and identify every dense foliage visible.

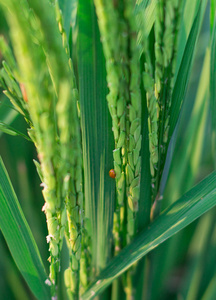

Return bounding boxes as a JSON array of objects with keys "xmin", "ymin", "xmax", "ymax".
[{"xmin": 0, "ymin": 0, "xmax": 215, "ymax": 299}]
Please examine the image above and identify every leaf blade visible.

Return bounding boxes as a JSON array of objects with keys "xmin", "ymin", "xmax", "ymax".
[
  {"xmin": 210, "ymin": 15, "xmax": 216, "ymax": 164},
  {"xmin": 82, "ymin": 171, "xmax": 216, "ymax": 299},
  {"xmin": 0, "ymin": 121, "xmax": 31, "ymax": 140},
  {"xmin": 0, "ymin": 156, "xmax": 50, "ymax": 300},
  {"xmin": 77, "ymin": 0, "xmax": 115, "ymax": 275},
  {"xmin": 58, "ymin": 0, "xmax": 75, "ymax": 38},
  {"xmin": 169, "ymin": 0, "xmax": 207, "ymax": 140}
]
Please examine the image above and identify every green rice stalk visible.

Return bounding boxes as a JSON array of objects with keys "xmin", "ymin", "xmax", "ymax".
[
  {"xmin": 11, "ymin": 9, "xmax": 63, "ymax": 295},
  {"xmin": 57, "ymin": 79, "xmax": 83, "ymax": 300},
  {"xmin": 0, "ymin": 0, "xmax": 74, "ymax": 297},
  {"xmin": 94, "ymin": 0, "xmax": 142, "ymax": 251},
  {"xmin": 79, "ymin": 217, "xmax": 92, "ymax": 293},
  {"xmin": 0, "ymin": 36, "xmax": 17, "ymax": 70},
  {"xmin": 26, "ymin": 0, "xmax": 84, "ymax": 298},
  {"xmin": 54, "ymin": 1, "xmax": 70, "ymax": 58},
  {"xmin": 0, "ymin": 61, "xmax": 30, "ymax": 119},
  {"xmin": 55, "ymin": 1, "xmax": 93, "ymax": 293},
  {"xmin": 120, "ymin": 3, "xmax": 142, "ymax": 299},
  {"xmin": 139, "ymin": 7, "xmax": 159, "ymax": 197},
  {"xmin": 94, "ymin": 1, "xmax": 143, "ymax": 298},
  {"xmin": 124, "ymin": 0, "xmax": 142, "ymax": 245},
  {"xmin": 148, "ymin": 0, "xmax": 165, "ymax": 202},
  {"xmin": 141, "ymin": 0, "xmax": 182, "ymax": 215},
  {"xmin": 52, "ymin": 2, "xmax": 86, "ymax": 298},
  {"xmin": 151, "ymin": 0, "xmax": 182, "ymax": 219}
]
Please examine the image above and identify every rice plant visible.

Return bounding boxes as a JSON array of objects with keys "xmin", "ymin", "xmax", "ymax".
[{"xmin": 0, "ymin": 0, "xmax": 215, "ymax": 299}]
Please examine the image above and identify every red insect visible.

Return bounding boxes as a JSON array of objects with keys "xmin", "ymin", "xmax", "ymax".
[{"xmin": 109, "ymin": 169, "xmax": 116, "ymax": 179}]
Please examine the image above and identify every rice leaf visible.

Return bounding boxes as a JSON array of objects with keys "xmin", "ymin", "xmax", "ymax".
[
  {"xmin": 135, "ymin": 0, "xmax": 157, "ymax": 53},
  {"xmin": 148, "ymin": 47, "xmax": 210, "ymax": 300},
  {"xmin": 0, "ymin": 156, "xmax": 50, "ymax": 300},
  {"xmin": 169, "ymin": 0, "xmax": 207, "ymax": 141},
  {"xmin": 165, "ymin": 47, "xmax": 210, "ymax": 204},
  {"xmin": 0, "ymin": 98, "xmax": 18, "ymax": 137},
  {"xmin": 0, "ymin": 121, "xmax": 31, "ymax": 141},
  {"xmin": 58, "ymin": 0, "xmax": 75, "ymax": 38},
  {"xmin": 81, "ymin": 171, "xmax": 216, "ymax": 299},
  {"xmin": 175, "ymin": 0, "xmax": 201, "ymax": 75},
  {"xmin": 210, "ymin": 0, "xmax": 216, "ymax": 32},
  {"xmin": 132, "ymin": 86, "xmax": 151, "ymax": 300},
  {"xmin": 179, "ymin": 209, "xmax": 216, "ymax": 300},
  {"xmin": 210, "ymin": 15, "xmax": 216, "ymax": 164},
  {"xmin": 135, "ymin": 0, "xmax": 156, "ymax": 35},
  {"xmin": 138, "ymin": 63, "xmax": 151, "ymax": 231},
  {"xmin": 77, "ymin": 0, "xmax": 115, "ymax": 275},
  {"xmin": 202, "ymin": 274, "xmax": 216, "ymax": 300}
]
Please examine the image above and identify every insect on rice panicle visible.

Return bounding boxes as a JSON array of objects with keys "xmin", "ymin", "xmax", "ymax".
[{"xmin": 109, "ymin": 169, "xmax": 116, "ymax": 178}]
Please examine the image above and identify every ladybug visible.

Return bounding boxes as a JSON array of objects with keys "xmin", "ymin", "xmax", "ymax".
[{"xmin": 109, "ymin": 169, "xmax": 116, "ymax": 179}]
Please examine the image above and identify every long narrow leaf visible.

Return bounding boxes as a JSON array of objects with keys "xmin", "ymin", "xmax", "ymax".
[
  {"xmin": 0, "ymin": 121, "xmax": 31, "ymax": 141},
  {"xmin": 180, "ymin": 209, "xmax": 216, "ymax": 300},
  {"xmin": 169, "ymin": 0, "xmax": 207, "ymax": 140},
  {"xmin": 202, "ymin": 274, "xmax": 216, "ymax": 300},
  {"xmin": 149, "ymin": 46, "xmax": 210, "ymax": 300},
  {"xmin": 82, "ymin": 171, "xmax": 216, "ymax": 299},
  {"xmin": 0, "ymin": 156, "xmax": 50, "ymax": 300},
  {"xmin": 58, "ymin": 0, "xmax": 75, "ymax": 38},
  {"xmin": 0, "ymin": 99, "xmax": 18, "ymax": 137},
  {"xmin": 210, "ymin": 15, "xmax": 216, "ymax": 164},
  {"xmin": 135, "ymin": 0, "xmax": 156, "ymax": 34},
  {"xmin": 135, "ymin": 0, "xmax": 157, "ymax": 53},
  {"xmin": 175, "ymin": 0, "xmax": 200, "ymax": 75},
  {"xmin": 77, "ymin": 0, "xmax": 115, "ymax": 274},
  {"xmin": 210, "ymin": 0, "xmax": 216, "ymax": 32}
]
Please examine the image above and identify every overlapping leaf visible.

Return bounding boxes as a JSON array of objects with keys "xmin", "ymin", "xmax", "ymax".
[
  {"xmin": 0, "ymin": 157, "xmax": 50, "ymax": 300},
  {"xmin": 82, "ymin": 171, "xmax": 216, "ymax": 299}
]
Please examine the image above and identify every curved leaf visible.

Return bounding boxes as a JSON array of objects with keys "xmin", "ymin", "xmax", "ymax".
[
  {"xmin": 169, "ymin": 0, "xmax": 206, "ymax": 140},
  {"xmin": 81, "ymin": 171, "xmax": 216, "ymax": 299},
  {"xmin": 0, "ymin": 157, "xmax": 50, "ymax": 300},
  {"xmin": 0, "ymin": 121, "xmax": 31, "ymax": 140}
]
